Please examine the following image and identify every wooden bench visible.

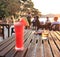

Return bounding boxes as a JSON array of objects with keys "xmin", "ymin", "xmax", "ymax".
[
  {"xmin": 0, "ymin": 30, "xmax": 60, "ymax": 57},
  {"xmin": 42, "ymin": 31, "xmax": 60, "ymax": 57},
  {"xmin": 0, "ymin": 29, "xmax": 35, "ymax": 57},
  {"xmin": 0, "ymin": 23, "xmax": 13, "ymax": 39}
]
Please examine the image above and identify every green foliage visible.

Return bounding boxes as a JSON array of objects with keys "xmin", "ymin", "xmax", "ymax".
[
  {"xmin": 0, "ymin": 0, "xmax": 9, "ymax": 17},
  {"xmin": 0, "ymin": 0, "xmax": 41, "ymax": 18},
  {"xmin": 0, "ymin": 0, "xmax": 21, "ymax": 18}
]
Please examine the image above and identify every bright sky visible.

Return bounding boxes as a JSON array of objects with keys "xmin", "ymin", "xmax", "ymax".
[{"xmin": 32, "ymin": 0, "xmax": 60, "ymax": 15}]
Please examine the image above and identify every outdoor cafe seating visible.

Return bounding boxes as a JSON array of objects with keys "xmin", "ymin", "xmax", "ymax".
[
  {"xmin": 0, "ymin": 29, "xmax": 60, "ymax": 57},
  {"xmin": 51, "ymin": 24, "xmax": 60, "ymax": 31},
  {"xmin": 0, "ymin": 23, "xmax": 14, "ymax": 39},
  {"xmin": 0, "ymin": 18, "xmax": 60, "ymax": 57}
]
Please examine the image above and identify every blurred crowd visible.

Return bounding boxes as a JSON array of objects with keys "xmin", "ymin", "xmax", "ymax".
[{"xmin": 0, "ymin": 12, "xmax": 60, "ymax": 31}]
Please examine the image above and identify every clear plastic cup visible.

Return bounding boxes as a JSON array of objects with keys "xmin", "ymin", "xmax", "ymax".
[{"xmin": 14, "ymin": 22, "xmax": 24, "ymax": 51}]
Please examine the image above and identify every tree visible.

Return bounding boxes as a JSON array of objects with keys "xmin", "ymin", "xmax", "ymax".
[
  {"xmin": 20, "ymin": 0, "xmax": 41, "ymax": 17},
  {"xmin": 19, "ymin": 0, "xmax": 34, "ymax": 16},
  {"xmin": 0, "ymin": 0, "xmax": 21, "ymax": 18},
  {"xmin": 0, "ymin": 0, "xmax": 8, "ymax": 18},
  {"xmin": 0, "ymin": 0, "xmax": 41, "ymax": 19}
]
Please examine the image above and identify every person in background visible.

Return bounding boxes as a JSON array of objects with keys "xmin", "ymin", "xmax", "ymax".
[
  {"xmin": 45, "ymin": 17, "xmax": 51, "ymax": 30},
  {"xmin": 51, "ymin": 17, "xmax": 60, "ymax": 31},
  {"xmin": 26, "ymin": 12, "xmax": 31, "ymax": 29},
  {"xmin": 32, "ymin": 16, "xmax": 37, "ymax": 30},
  {"xmin": 34, "ymin": 16, "xmax": 40, "ymax": 31}
]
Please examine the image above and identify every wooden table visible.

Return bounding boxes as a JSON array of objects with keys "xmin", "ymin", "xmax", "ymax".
[
  {"xmin": 0, "ymin": 30, "xmax": 60, "ymax": 57},
  {"xmin": 0, "ymin": 23, "xmax": 13, "ymax": 39}
]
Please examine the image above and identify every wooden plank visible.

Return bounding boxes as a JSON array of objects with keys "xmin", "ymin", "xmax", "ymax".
[
  {"xmin": 0, "ymin": 37, "xmax": 15, "ymax": 51},
  {"xmin": 0, "ymin": 41, "xmax": 15, "ymax": 57},
  {"xmin": 56, "ymin": 31, "xmax": 60, "ymax": 35},
  {"xmin": 0, "ymin": 36, "xmax": 14, "ymax": 46},
  {"xmin": 50, "ymin": 31, "xmax": 57, "ymax": 40},
  {"xmin": 6, "ymin": 31, "xmax": 34, "ymax": 57},
  {"xmin": 24, "ymin": 30, "xmax": 32, "ymax": 42},
  {"xmin": 0, "ymin": 29, "xmax": 29, "ymax": 46},
  {"xmin": 15, "ymin": 32, "xmax": 34, "ymax": 57},
  {"xmin": 24, "ymin": 30, "xmax": 28, "ymax": 35},
  {"xmin": 25, "ymin": 34, "xmax": 36, "ymax": 57},
  {"xmin": 5, "ymin": 47, "xmax": 17, "ymax": 57},
  {"xmin": 48, "ymin": 31, "xmax": 53, "ymax": 40},
  {"xmin": 52, "ymin": 32, "xmax": 60, "ymax": 51},
  {"xmin": 5, "ymin": 32, "xmax": 33, "ymax": 57},
  {"xmin": 54, "ymin": 31, "xmax": 60, "ymax": 40},
  {"xmin": 49, "ymin": 32, "xmax": 60, "ymax": 57},
  {"xmin": 43, "ymin": 40, "xmax": 53, "ymax": 57},
  {"xmin": 0, "ymin": 30, "xmax": 34, "ymax": 57},
  {"xmin": 49, "ymin": 40, "xmax": 60, "ymax": 57},
  {"xmin": 35, "ymin": 35, "xmax": 42, "ymax": 57}
]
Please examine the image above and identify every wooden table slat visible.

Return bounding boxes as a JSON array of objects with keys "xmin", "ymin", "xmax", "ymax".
[
  {"xmin": 0, "ymin": 36, "xmax": 14, "ymax": 46},
  {"xmin": 49, "ymin": 32, "xmax": 60, "ymax": 57},
  {"xmin": 0, "ymin": 38, "xmax": 14, "ymax": 51},
  {"xmin": 43, "ymin": 40, "xmax": 53, "ymax": 57},
  {"xmin": 35, "ymin": 36, "xmax": 42, "ymax": 57},
  {"xmin": 24, "ymin": 30, "xmax": 32, "ymax": 42},
  {"xmin": 15, "ymin": 31, "xmax": 34, "ymax": 57},
  {"xmin": 0, "ymin": 30, "xmax": 60, "ymax": 57},
  {"xmin": 51, "ymin": 31, "xmax": 60, "ymax": 51},
  {"xmin": 50, "ymin": 31, "xmax": 57, "ymax": 40},
  {"xmin": 56, "ymin": 31, "xmax": 60, "ymax": 36},
  {"xmin": 5, "ymin": 31, "xmax": 33, "ymax": 57},
  {"xmin": 54, "ymin": 31, "xmax": 60, "ymax": 40},
  {"xmin": 0, "ymin": 41, "xmax": 15, "ymax": 56},
  {"xmin": 25, "ymin": 34, "xmax": 36, "ymax": 57}
]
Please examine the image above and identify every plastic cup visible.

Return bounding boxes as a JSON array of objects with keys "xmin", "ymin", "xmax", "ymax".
[
  {"xmin": 14, "ymin": 22, "xmax": 24, "ymax": 51},
  {"xmin": 42, "ymin": 30, "xmax": 49, "ymax": 39}
]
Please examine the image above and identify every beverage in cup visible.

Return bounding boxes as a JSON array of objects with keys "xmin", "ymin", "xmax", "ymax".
[
  {"xmin": 42, "ymin": 30, "xmax": 49, "ymax": 39},
  {"xmin": 14, "ymin": 22, "xmax": 24, "ymax": 51}
]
